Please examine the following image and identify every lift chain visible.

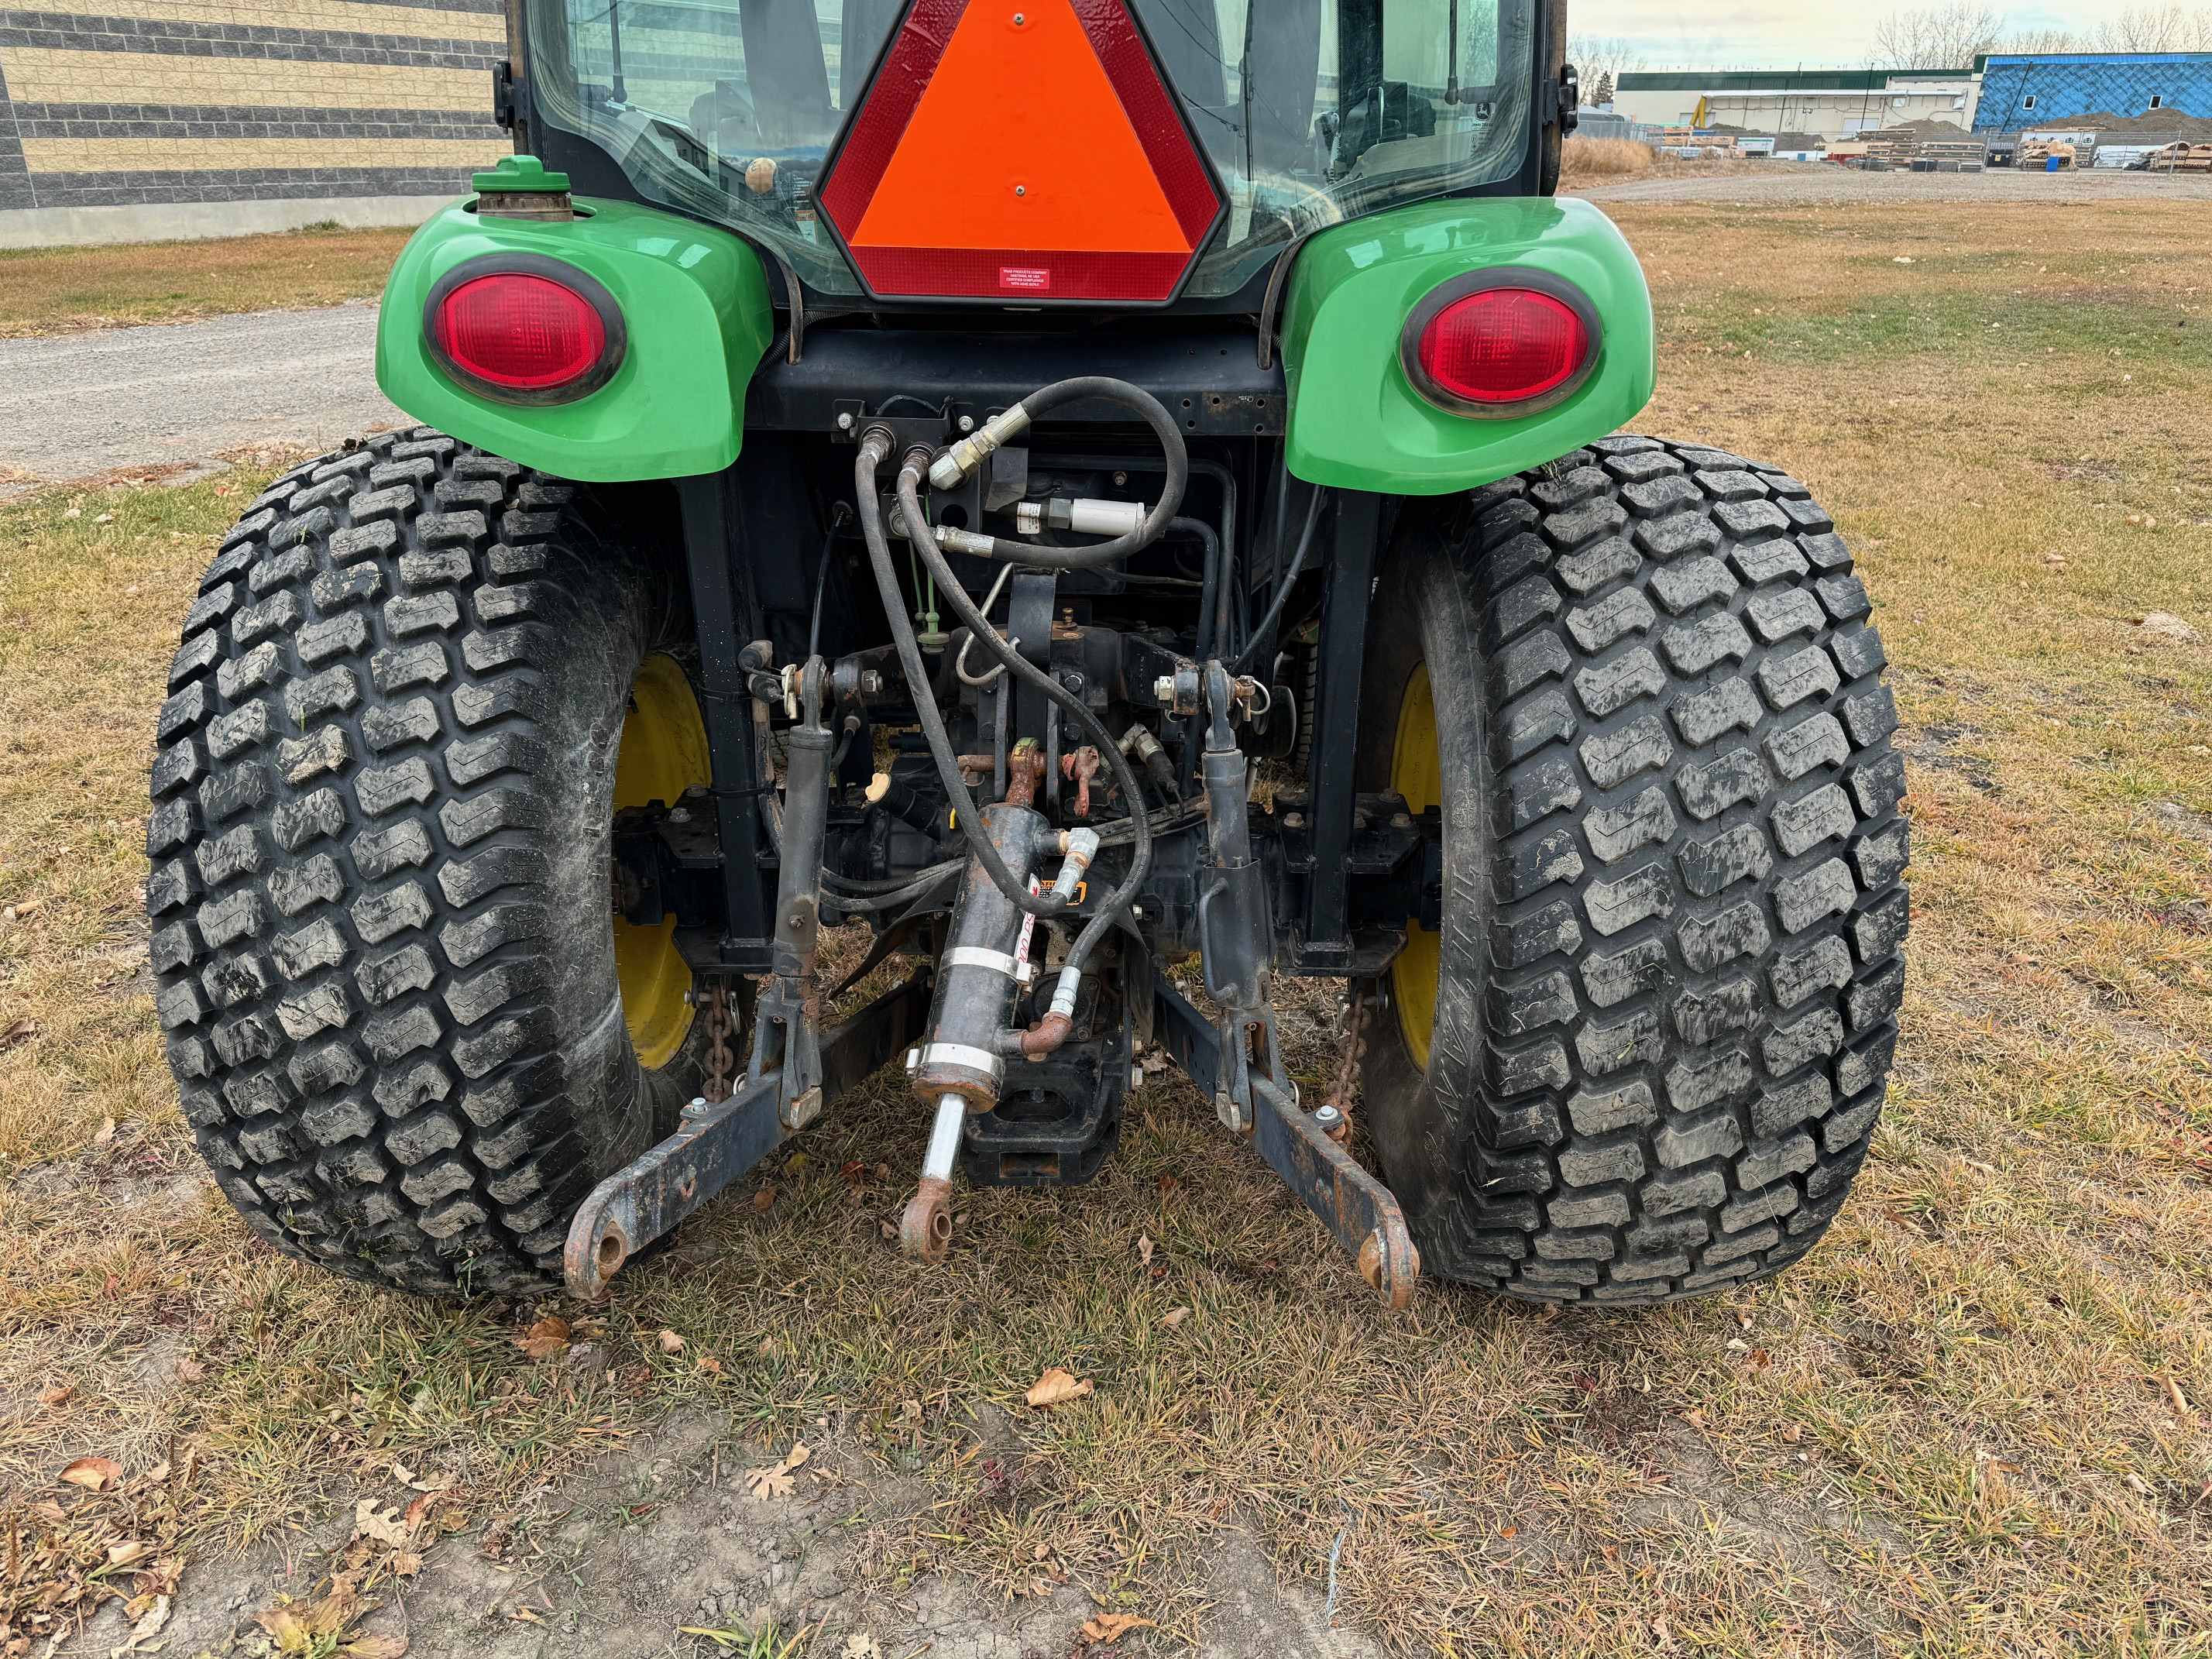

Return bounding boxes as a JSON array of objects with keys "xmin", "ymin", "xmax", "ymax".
[
  {"xmin": 705, "ymin": 981, "xmax": 738, "ymax": 1103},
  {"xmin": 1324, "ymin": 986, "xmax": 1369, "ymax": 1141}
]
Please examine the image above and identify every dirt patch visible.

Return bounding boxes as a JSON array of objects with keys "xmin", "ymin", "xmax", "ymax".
[{"xmin": 52, "ymin": 1411, "xmax": 1385, "ymax": 1659}]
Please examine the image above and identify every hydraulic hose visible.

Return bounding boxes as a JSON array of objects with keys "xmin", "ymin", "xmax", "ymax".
[
  {"xmin": 927, "ymin": 377, "xmax": 1189, "ymax": 570},
  {"xmin": 854, "ymin": 434, "xmax": 1083, "ymax": 931},
  {"xmin": 1230, "ymin": 484, "xmax": 1328, "ymax": 677},
  {"xmin": 895, "ymin": 459, "xmax": 1153, "ymax": 982},
  {"xmin": 1178, "ymin": 516, "xmax": 1229, "ymax": 664}
]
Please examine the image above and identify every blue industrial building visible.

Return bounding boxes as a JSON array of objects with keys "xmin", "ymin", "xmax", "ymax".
[{"xmin": 1973, "ymin": 52, "xmax": 2212, "ymax": 132}]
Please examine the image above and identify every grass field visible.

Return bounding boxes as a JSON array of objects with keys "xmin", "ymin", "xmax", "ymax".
[
  {"xmin": 3, "ymin": 198, "xmax": 2210, "ymax": 1657},
  {"xmin": 0, "ymin": 225, "xmax": 410, "ymax": 338}
]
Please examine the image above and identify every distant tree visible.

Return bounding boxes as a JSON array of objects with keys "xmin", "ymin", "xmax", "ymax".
[
  {"xmin": 2094, "ymin": 3, "xmax": 2212, "ymax": 51},
  {"xmin": 1872, "ymin": 2, "xmax": 2006, "ymax": 68},
  {"xmin": 1568, "ymin": 35, "xmax": 1647, "ymax": 101},
  {"xmin": 1592, "ymin": 70, "xmax": 1616, "ymax": 108},
  {"xmin": 1999, "ymin": 27, "xmax": 2088, "ymax": 54}
]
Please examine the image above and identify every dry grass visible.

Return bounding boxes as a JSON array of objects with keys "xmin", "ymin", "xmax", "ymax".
[
  {"xmin": 0, "ymin": 225, "xmax": 413, "ymax": 338},
  {"xmin": 5, "ymin": 200, "xmax": 2212, "ymax": 1655},
  {"xmin": 1561, "ymin": 136, "xmax": 1657, "ymax": 180}
]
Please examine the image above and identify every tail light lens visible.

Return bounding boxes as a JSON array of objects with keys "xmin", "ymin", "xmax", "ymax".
[
  {"xmin": 1402, "ymin": 275, "xmax": 1599, "ymax": 417},
  {"xmin": 425, "ymin": 258, "xmax": 624, "ymax": 402}
]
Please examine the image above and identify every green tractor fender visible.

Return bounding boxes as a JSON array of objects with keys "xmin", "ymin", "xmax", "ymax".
[
  {"xmin": 1278, "ymin": 196, "xmax": 1657, "ymax": 496},
  {"xmin": 376, "ymin": 190, "xmax": 775, "ymax": 484}
]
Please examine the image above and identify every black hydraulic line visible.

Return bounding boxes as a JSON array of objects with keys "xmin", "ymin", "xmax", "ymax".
[
  {"xmin": 896, "ymin": 462, "xmax": 1153, "ymax": 977},
  {"xmin": 933, "ymin": 377, "xmax": 1190, "ymax": 570},
  {"xmin": 805, "ymin": 506, "xmax": 850, "ymax": 666},
  {"xmin": 823, "ymin": 862, "xmax": 959, "ymax": 895},
  {"xmin": 1179, "ymin": 516, "xmax": 1228, "ymax": 664},
  {"xmin": 854, "ymin": 435, "xmax": 1079, "ymax": 926},
  {"xmin": 1230, "ymin": 485, "xmax": 1328, "ymax": 677},
  {"xmin": 823, "ymin": 867, "xmax": 961, "ymax": 915}
]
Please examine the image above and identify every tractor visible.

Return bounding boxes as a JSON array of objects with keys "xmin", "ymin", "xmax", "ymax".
[{"xmin": 148, "ymin": 0, "xmax": 1908, "ymax": 1310}]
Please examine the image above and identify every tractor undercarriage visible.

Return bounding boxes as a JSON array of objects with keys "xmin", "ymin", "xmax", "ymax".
[{"xmin": 573, "ymin": 364, "xmax": 1434, "ymax": 1308}]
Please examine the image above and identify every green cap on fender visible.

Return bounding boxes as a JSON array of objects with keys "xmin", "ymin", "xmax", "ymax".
[{"xmin": 473, "ymin": 154, "xmax": 572, "ymax": 194}]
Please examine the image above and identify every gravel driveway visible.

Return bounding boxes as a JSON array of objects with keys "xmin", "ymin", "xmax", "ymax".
[
  {"xmin": 0, "ymin": 300, "xmax": 402, "ymax": 486},
  {"xmin": 1573, "ymin": 163, "xmax": 2212, "ymax": 206}
]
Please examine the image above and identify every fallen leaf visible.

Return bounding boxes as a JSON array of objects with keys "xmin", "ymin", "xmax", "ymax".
[
  {"xmin": 94, "ymin": 1115, "xmax": 118, "ymax": 1146},
  {"xmin": 516, "ymin": 1315, "xmax": 571, "ymax": 1361},
  {"xmin": 839, "ymin": 1160, "xmax": 871, "ymax": 1187},
  {"xmin": 744, "ymin": 1441, "xmax": 811, "ymax": 1500},
  {"xmin": 60, "ymin": 1456, "xmax": 124, "ymax": 1490},
  {"xmin": 344, "ymin": 1637, "xmax": 407, "ymax": 1659},
  {"xmin": 354, "ymin": 1499, "xmax": 415, "ymax": 1547},
  {"xmin": 1, "ymin": 1017, "xmax": 38, "ymax": 1050},
  {"xmin": 1681, "ymin": 1409, "xmax": 1708, "ymax": 1431},
  {"xmin": 744, "ymin": 1465, "xmax": 795, "ymax": 1500},
  {"xmin": 115, "ymin": 1593, "xmax": 171, "ymax": 1655},
  {"xmin": 1158, "ymin": 1307, "xmax": 1190, "ymax": 1329},
  {"xmin": 392, "ymin": 1550, "xmax": 424, "ymax": 1578},
  {"xmin": 40, "ymin": 1382, "xmax": 76, "ymax": 1407},
  {"xmin": 107, "ymin": 1539, "xmax": 152, "ymax": 1568},
  {"xmin": 510, "ymin": 1606, "xmax": 547, "ymax": 1626},
  {"xmin": 1135, "ymin": 1234, "xmax": 1154, "ymax": 1267},
  {"xmin": 1080, "ymin": 1613, "xmax": 1155, "ymax": 1645},
  {"xmin": 1025, "ymin": 1368, "xmax": 1094, "ymax": 1410},
  {"xmin": 175, "ymin": 1357, "xmax": 206, "ymax": 1383},
  {"xmin": 752, "ymin": 1183, "xmax": 778, "ymax": 1211},
  {"xmin": 843, "ymin": 1636, "xmax": 883, "ymax": 1659},
  {"xmin": 657, "ymin": 1328, "xmax": 686, "ymax": 1354},
  {"xmin": 1779, "ymin": 1423, "xmax": 1804, "ymax": 1444},
  {"xmin": 697, "ymin": 1352, "xmax": 726, "ymax": 1376}
]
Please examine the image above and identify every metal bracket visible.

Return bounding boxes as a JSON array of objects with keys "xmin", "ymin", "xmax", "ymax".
[
  {"xmin": 565, "ymin": 975, "xmax": 930, "ymax": 1298},
  {"xmin": 1152, "ymin": 981, "xmax": 1418, "ymax": 1309},
  {"xmin": 1252, "ymin": 1075, "xmax": 1420, "ymax": 1310}
]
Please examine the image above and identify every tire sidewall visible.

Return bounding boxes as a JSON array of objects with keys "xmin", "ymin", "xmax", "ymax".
[{"xmin": 1355, "ymin": 504, "xmax": 1492, "ymax": 1249}]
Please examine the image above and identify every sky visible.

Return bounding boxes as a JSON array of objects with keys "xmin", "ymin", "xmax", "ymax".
[{"xmin": 1582, "ymin": 1, "xmax": 2184, "ymax": 68}]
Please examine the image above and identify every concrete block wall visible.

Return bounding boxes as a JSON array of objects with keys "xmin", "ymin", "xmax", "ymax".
[{"xmin": 0, "ymin": 0, "xmax": 512, "ymax": 242}]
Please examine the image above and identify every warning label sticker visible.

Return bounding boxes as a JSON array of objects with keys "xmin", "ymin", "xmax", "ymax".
[{"xmin": 998, "ymin": 266, "xmax": 1052, "ymax": 293}]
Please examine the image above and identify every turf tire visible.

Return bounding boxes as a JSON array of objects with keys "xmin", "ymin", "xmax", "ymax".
[
  {"xmin": 1357, "ymin": 438, "xmax": 1909, "ymax": 1306},
  {"xmin": 147, "ymin": 430, "xmax": 708, "ymax": 1297}
]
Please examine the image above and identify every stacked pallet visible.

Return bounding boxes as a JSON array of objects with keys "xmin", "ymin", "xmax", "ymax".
[{"xmin": 2151, "ymin": 143, "xmax": 2212, "ymax": 173}]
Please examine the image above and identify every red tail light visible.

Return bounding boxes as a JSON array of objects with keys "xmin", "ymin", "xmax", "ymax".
[
  {"xmin": 426, "ymin": 259, "xmax": 623, "ymax": 401},
  {"xmin": 1403, "ymin": 276, "xmax": 1599, "ymax": 417}
]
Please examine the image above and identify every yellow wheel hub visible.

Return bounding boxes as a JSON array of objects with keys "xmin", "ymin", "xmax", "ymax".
[
  {"xmin": 613, "ymin": 654, "xmax": 712, "ymax": 1070},
  {"xmin": 1391, "ymin": 663, "xmax": 1441, "ymax": 1073}
]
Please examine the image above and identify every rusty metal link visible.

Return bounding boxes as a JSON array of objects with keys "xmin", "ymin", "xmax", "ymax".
[
  {"xmin": 705, "ymin": 981, "xmax": 737, "ymax": 1103},
  {"xmin": 1323, "ymin": 987, "xmax": 1369, "ymax": 1142}
]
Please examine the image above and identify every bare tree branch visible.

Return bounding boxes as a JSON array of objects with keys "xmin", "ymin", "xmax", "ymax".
[
  {"xmin": 1567, "ymin": 34, "xmax": 1649, "ymax": 101},
  {"xmin": 1872, "ymin": 3, "xmax": 2006, "ymax": 69}
]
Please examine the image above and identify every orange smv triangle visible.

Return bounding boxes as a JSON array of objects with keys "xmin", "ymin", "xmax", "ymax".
[{"xmin": 851, "ymin": 0, "xmax": 1190, "ymax": 256}]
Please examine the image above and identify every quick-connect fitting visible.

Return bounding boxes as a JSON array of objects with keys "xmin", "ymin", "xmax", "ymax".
[
  {"xmin": 929, "ymin": 404, "xmax": 1032, "ymax": 489},
  {"xmin": 1051, "ymin": 828, "xmax": 1101, "ymax": 899},
  {"xmin": 1015, "ymin": 497, "xmax": 1148, "ymax": 538},
  {"xmin": 933, "ymin": 525, "xmax": 998, "ymax": 557},
  {"xmin": 1047, "ymin": 964, "xmax": 1082, "ymax": 1021}
]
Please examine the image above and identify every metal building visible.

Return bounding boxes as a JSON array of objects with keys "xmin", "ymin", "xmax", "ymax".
[{"xmin": 1972, "ymin": 51, "xmax": 2212, "ymax": 132}]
